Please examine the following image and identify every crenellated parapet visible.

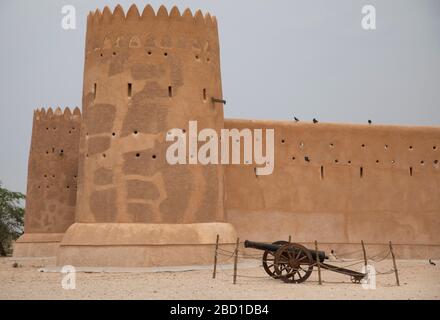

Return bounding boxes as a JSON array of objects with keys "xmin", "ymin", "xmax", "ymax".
[
  {"xmin": 87, "ymin": 5, "xmax": 217, "ymax": 28},
  {"xmin": 34, "ymin": 106, "xmax": 81, "ymax": 119},
  {"xmin": 84, "ymin": 4, "xmax": 220, "ymax": 71}
]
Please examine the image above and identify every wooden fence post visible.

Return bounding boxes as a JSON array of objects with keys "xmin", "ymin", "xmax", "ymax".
[
  {"xmin": 212, "ymin": 234, "xmax": 219, "ymax": 279},
  {"xmin": 389, "ymin": 241, "xmax": 400, "ymax": 286},
  {"xmin": 233, "ymin": 238, "xmax": 240, "ymax": 284},
  {"xmin": 315, "ymin": 240, "xmax": 322, "ymax": 285},
  {"xmin": 361, "ymin": 240, "xmax": 368, "ymax": 268}
]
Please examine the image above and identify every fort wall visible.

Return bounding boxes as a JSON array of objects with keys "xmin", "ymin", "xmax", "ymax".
[{"xmin": 224, "ymin": 119, "xmax": 440, "ymax": 258}]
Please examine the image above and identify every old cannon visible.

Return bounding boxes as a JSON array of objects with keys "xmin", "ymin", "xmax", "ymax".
[{"xmin": 244, "ymin": 240, "xmax": 367, "ymax": 284}]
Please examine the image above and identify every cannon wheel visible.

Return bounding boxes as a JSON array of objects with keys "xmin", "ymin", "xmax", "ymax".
[
  {"xmin": 274, "ymin": 243, "xmax": 314, "ymax": 284},
  {"xmin": 262, "ymin": 241, "xmax": 289, "ymax": 278}
]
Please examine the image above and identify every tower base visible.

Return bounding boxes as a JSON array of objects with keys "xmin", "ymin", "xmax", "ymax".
[
  {"xmin": 57, "ymin": 223, "xmax": 237, "ymax": 267},
  {"xmin": 13, "ymin": 233, "xmax": 64, "ymax": 257}
]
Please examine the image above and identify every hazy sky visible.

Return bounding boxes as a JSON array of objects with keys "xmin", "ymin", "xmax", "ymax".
[{"xmin": 0, "ymin": 0, "xmax": 439, "ymax": 193}]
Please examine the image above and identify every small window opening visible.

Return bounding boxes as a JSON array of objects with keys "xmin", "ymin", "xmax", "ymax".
[
  {"xmin": 93, "ymin": 83, "xmax": 97, "ymax": 100},
  {"xmin": 203, "ymin": 88, "xmax": 207, "ymax": 101},
  {"xmin": 168, "ymin": 86, "xmax": 173, "ymax": 97},
  {"xmin": 152, "ymin": 155, "xmax": 157, "ymax": 159},
  {"xmin": 128, "ymin": 83, "xmax": 132, "ymax": 98},
  {"xmin": 136, "ymin": 153, "xmax": 140, "ymax": 158},
  {"xmin": 410, "ymin": 167, "xmax": 413, "ymax": 176},
  {"xmin": 320, "ymin": 166, "xmax": 324, "ymax": 180},
  {"xmin": 360, "ymin": 166, "xmax": 364, "ymax": 178}
]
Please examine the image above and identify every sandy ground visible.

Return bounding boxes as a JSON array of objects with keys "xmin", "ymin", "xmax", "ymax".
[{"xmin": 1, "ymin": 256, "xmax": 439, "ymax": 300}]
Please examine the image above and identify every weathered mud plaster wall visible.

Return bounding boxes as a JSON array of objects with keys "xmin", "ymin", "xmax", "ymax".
[
  {"xmin": 14, "ymin": 108, "xmax": 81, "ymax": 257},
  {"xmin": 58, "ymin": 5, "xmax": 237, "ymax": 267},
  {"xmin": 224, "ymin": 119, "xmax": 440, "ymax": 258}
]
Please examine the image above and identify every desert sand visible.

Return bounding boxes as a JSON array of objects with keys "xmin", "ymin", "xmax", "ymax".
[{"xmin": 1, "ymin": 256, "xmax": 439, "ymax": 300}]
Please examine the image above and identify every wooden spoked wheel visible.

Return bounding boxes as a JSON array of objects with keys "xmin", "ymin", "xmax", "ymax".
[
  {"xmin": 274, "ymin": 243, "xmax": 314, "ymax": 283},
  {"xmin": 262, "ymin": 241, "xmax": 288, "ymax": 278}
]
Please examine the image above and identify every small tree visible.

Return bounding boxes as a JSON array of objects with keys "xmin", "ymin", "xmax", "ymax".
[{"xmin": 0, "ymin": 182, "xmax": 25, "ymax": 256}]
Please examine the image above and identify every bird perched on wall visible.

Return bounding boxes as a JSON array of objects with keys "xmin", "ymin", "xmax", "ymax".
[
  {"xmin": 313, "ymin": 118, "xmax": 319, "ymax": 124},
  {"xmin": 429, "ymin": 259, "xmax": 436, "ymax": 266},
  {"xmin": 304, "ymin": 156, "xmax": 311, "ymax": 162},
  {"xmin": 368, "ymin": 120, "xmax": 372, "ymax": 124},
  {"xmin": 294, "ymin": 116, "xmax": 300, "ymax": 122}
]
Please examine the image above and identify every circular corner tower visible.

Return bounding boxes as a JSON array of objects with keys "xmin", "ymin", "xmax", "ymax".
[
  {"xmin": 58, "ymin": 4, "xmax": 236, "ymax": 267},
  {"xmin": 14, "ymin": 107, "xmax": 81, "ymax": 257}
]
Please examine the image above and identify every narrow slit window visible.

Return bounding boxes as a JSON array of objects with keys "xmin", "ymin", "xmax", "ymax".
[
  {"xmin": 128, "ymin": 83, "xmax": 132, "ymax": 98},
  {"xmin": 410, "ymin": 167, "xmax": 413, "ymax": 176},
  {"xmin": 203, "ymin": 88, "xmax": 207, "ymax": 101},
  {"xmin": 93, "ymin": 83, "xmax": 97, "ymax": 100},
  {"xmin": 320, "ymin": 166, "xmax": 324, "ymax": 180},
  {"xmin": 168, "ymin": 86, "xmax": 173, "ymax": 97},
  {"xmin": 360, "ymin": 166, "xmax": 364, "ymax": 178}
]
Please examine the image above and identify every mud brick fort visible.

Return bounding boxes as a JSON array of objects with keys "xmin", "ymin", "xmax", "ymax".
[{"xmin": 14, "ymin": 4, "xmax": 440, "ymax": 267}]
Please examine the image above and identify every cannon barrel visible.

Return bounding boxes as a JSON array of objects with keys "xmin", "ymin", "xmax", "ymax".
[{"xmin": 244, "ymin": 240, "xmax": 327, "ymax": 262}]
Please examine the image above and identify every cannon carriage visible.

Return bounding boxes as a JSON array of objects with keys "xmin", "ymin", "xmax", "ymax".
[{"xmin": 244, "ymin": 240, "xmax": 367, "ymax": 284}]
